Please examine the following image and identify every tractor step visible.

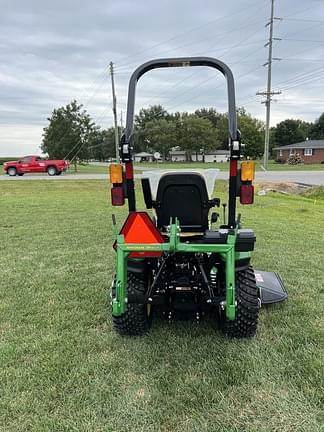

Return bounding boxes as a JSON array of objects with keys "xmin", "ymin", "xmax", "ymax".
[{"xmin": 254, "ymin": 270, "xmax": 288, "ymax": 305}]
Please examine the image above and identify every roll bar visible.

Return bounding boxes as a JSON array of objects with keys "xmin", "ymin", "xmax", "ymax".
[
  {"xmin": 120, "ymin": 57, "xmax": 241, "ymax": 227},
  {"xmin": 120, "ymin": 57, "xmax": 240, "ymax": 161}
]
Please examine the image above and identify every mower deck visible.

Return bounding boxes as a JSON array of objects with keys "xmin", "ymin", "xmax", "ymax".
[{"xmin": 255, "ymin": 270, "xmax": 288, "ymax": 305}]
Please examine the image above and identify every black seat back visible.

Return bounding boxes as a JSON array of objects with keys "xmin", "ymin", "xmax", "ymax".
[{"xmin": 155, "ymin": 173, "xmax": 210, "ymax": 231}]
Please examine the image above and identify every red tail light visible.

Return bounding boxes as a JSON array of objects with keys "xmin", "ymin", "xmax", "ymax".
[
  {"xmin": 111, "ymin": 186, "xmax": 125, "ymax": 206},
  {"xmin": 240, "ymin": 184, "xmax": 254, "ymax": 205}
]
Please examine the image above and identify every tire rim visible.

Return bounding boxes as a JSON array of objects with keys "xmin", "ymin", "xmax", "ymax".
[
  {"xmin": 8, "ymin": 168, "xmax": 16, "ymax": 176},
  {"xmin": 48, "ymin": 168, "xmax": 56, "ymax": 175}
]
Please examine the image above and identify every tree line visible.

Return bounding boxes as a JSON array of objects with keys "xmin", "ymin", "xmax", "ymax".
[{"xmin": 41, "ymin": 100, "xmax": 324, "ymax": 161}]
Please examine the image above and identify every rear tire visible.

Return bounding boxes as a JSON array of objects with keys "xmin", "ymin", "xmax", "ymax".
[
  {"xmin": 112, "ymin": 272, "xmax": 151, "ymax": 336},
  {"xmin": 47, "ymin": 166, "xmax": 57, "ymax": 176},
  {"xmin": 7, "ymin": 167, "xmax": 17, "ymax": 176},
  {"xmin": 219, "ymin": 266, "xmax": 260, "ymax": 338}
]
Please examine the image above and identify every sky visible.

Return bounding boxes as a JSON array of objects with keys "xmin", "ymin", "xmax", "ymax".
[{"xmin": 1, "ymin": 0, "xmax": 324, "ymax": 156}]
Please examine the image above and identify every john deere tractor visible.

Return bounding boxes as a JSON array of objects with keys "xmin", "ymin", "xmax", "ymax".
[{"xmin": 109, "ymin": 57, "xmax": 287, "ymax": 337}]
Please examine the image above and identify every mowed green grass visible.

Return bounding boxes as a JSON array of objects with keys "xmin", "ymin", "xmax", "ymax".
[{"xmin": 0, "ymin": 180, "xmax": 323, "ymax": 432}]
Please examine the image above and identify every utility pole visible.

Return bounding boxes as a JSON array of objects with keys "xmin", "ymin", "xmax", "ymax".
[
  {"xmin": 120, "ymin": 110, "xmax": 124, "ymax": 131},
  {"xmin": 109, "ymin": 61, "xmax": 120, "ymax": 162},
  {"xmin": 256, "ymin": 0, "xmax": 281, "ymax": 169}
]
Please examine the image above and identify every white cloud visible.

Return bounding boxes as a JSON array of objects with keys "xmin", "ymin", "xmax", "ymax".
[{"xmin": 0, "ymin": 0, "xmax": 324, "ymax": 155}]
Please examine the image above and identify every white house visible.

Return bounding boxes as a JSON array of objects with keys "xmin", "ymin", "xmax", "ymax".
[
  {"xmin": 134, "ymin": 152, "xmax": 154, "ymax": 162},
  {"xmin": 170, "ymin": 150, "xmax": 187, "ymax": 162},
  {"xmin": 170, "ymin": 149, "xmax": 230, "ymax": 162},
  {"xmin": 204, "ymin": 150, "xmax": 230, "ymax": 163}
]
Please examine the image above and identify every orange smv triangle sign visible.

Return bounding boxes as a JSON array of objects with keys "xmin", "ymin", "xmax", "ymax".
[{"xmin": 118, "ymin": 212, "xmax": 164, "ymax": 258}]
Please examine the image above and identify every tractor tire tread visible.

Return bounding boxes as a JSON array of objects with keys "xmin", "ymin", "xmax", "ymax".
[
  {"xmin": 220, "ymin": 266, "xmax": 260, "ymax": 338},
  {"xmin": 112, "ymin": 272, "xmax": 150, "ymax": 336}
]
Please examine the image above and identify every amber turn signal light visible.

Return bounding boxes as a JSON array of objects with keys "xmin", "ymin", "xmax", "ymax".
[
  {"xmin": 109, "ymin": 164, "xmax": 123, "ymax": 184},
  {"xmin": 241, "ymin": 161, "xmax": 255, "ymax": 182}
]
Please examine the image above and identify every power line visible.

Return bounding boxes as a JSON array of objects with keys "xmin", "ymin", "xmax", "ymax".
[
  {"xmin": 283, "ymin": 18, "xmax": 324, "ymax": 24},
  {"xmin": 114, "ymin": 0, "xmax": 265, "ymax": 69},
  {"xmin": 115, "ymin": 12, "xmax": 264, "ymax": 73},
  {"xmin": 274, "ymin": 65, "xmax": 324, "ymax": 87},
  {"xmin": 69, "ymin": 106, "xmax": 113, "ymax": 163},
  {"xmin": 281, "ymin": 38, "xmax": 324, "ymax": 44},
  {"xmin": 138, "ymin": 24, "xmax": 267, "ymax": 113}
]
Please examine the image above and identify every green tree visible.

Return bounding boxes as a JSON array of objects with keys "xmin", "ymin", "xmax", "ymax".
[
  {"xmin": 132, "ymin": 105, "xmax": 268, "ymax": 160},
  {"xmin": 195, "ymin": 108, "xmax": 228, "ymax": 148},
  {"xmin": 88, "ymin": 128, "xmax": 117, "ymax": 161},
  {"xmin": 41, "ymin": 100, "xmax": 98, "ymax": 162},
  {"xmin": 237, "ymin": 110, "xmax": 264, "ymax": 159},
  {"xmin": 142, "ymin": 119, "xmax": 178, "ymax": 159},
  {"xmin": 271, "ymin": 119, "xmax": 311, "ymax": 148},
  {"xmin": 134, "ymin": 105, "xmax": 169, "ymax": 152},
  {"xmin": 135, "ymin": 105, "xmax": 169, "ymax": 126},
  {"xmin": 309, "ymin": 113, "xmax": 324, "ymax": 139},
  {"xmin": 180, "ymin": 115, "xmax": 217, "ymax": 161}
]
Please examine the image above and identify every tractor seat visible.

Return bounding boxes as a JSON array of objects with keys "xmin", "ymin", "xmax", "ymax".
[{"xmin": 153, "ymin": 173, "xmax": 217, "ymax": 232}]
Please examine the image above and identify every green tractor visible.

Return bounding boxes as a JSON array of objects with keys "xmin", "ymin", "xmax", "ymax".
[{"xmin": 110, "ymin": 57, "xmax": 287, "ymax": 337}]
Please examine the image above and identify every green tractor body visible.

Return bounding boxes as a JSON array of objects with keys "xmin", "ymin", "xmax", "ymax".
[{"xmin": 110, "ymin": 57, "xmax": 287, "ymax": 337}]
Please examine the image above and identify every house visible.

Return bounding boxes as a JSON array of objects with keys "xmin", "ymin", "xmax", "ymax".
[
  {"xmin": 170, "ymin": 149, "xmax": 230, "ymax": 163},
  {"xmin": 170, "ymin": 150, "xmax": 187, "ymax": 162},
  {"xmin": 134, "ymin": 152, "xmax": 154, "ymax": 162},
  {"xmin": 274, "ymin": 140, "xmax": 324, "ymax": 164},
  {"xmin": 204, "ymin": 150, "xmax": 230, "ymax": 163}
]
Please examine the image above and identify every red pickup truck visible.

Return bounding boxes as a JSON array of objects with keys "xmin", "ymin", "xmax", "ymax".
[{"xmin": 3, "ymin": 155, "xmax": 70, "ymax": 176}]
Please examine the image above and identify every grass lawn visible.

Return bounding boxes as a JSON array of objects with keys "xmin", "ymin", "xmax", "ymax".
[
  {"xmin": 68, "ymin": 164, "xmax": 109, "ymax": 174},
  {"xmin": 0, "ymin": 180, "xmax": 323, "ymax": 431}
]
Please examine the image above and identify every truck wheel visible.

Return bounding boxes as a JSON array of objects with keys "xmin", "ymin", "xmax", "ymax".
[
  {"xmin": 7, "ymin": 167, "xmax": 17, "ymax": 176},
  {"xmin": 219, "ymin": 266, "xmax": 260, "ymax": 338},
  {"xmin": 47, "ymin": 166, "xmax": 57, "ymax": 176},
  {"xmin": 112, "ymin": 272, "xmax": 152, "ymax": 336}
]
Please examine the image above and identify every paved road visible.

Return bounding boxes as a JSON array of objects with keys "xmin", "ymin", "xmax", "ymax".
[{"xmin": 1, "ymin": 170, "xmax": 324, "ymax": 185}]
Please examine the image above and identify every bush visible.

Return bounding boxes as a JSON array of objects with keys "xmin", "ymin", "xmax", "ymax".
[{"xmin": 287, "ymin": 154, "xmax": 304, "ymax": 165}]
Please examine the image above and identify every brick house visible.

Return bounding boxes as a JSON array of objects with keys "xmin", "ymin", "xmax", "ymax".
[{"xmin": 274, "ymin": 140, "xmax": 324, "ymax": 164}]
